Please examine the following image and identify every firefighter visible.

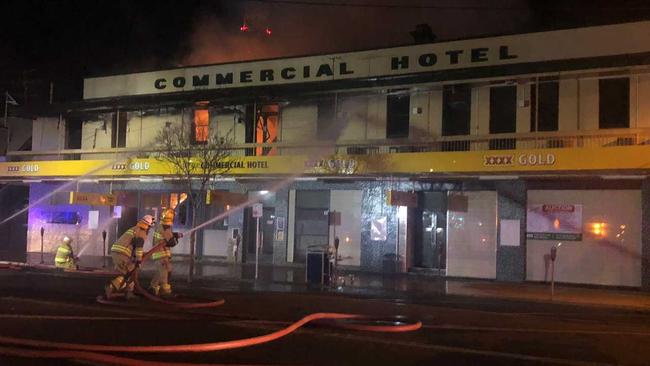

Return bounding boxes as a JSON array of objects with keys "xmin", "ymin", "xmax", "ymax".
[
  {"xmin": 105, "ymin": 215, "xmax": 154, "ymax": 299},
  {"xmin": 149, "ymin": 208, "xmax": 182, "ymax": 296},
  {"xmin": 54, "ymin": 236, "xmax": 77, "ymax": 270}
]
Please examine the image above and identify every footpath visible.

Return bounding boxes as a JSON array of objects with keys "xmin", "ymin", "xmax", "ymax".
[{"xmin": 20, "ymin": 252, "xmax": 650, "ymax": 311}]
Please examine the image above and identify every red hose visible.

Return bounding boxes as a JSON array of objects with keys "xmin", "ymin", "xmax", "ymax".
[
  {"xmin": 0, "ymin": 345, "xmax": 254, "ymax": 366},
  {"xmin": 0, "ymin": 312, "xmax": 420, "ymax": 353}
]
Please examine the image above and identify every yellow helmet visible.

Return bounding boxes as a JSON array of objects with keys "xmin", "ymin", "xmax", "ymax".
[
  {"xmin": 62, "ymin": 236, "xmax": 72, "ymax": 245},
  {"xmin": 161, "ymin": 208, "xmax": 175, "ymax": 226}
]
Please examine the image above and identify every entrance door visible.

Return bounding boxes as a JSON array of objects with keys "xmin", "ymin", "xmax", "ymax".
[
  {"xmin": 413, "ymin": 192, "xmax": 446, "ymax": 271},
  {"xmin": 243, "ymin": 207, "xmax": 274, "ymax": 263}
]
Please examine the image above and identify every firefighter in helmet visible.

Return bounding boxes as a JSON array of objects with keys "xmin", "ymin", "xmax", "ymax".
[
  {"xmin": 150, "ymin": 208, "xmax": 182, "ymax": 296},
  {"xmin": 105, "ymin": 215, "xmax": 154, "ymax": 299},
  {"xmin": 54, "ymin": 236, "xmax": 77, "ymax": 270}
]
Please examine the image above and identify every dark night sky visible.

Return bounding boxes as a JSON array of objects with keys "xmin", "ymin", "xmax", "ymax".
[{"xmin": 1, "ymin": 0, "xmax": 650, "ymax": 104}]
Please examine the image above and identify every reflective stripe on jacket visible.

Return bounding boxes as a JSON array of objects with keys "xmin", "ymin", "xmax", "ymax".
[
  {"xmin": 111, "ymin": 227, "xmax": 137, "ymax": 259},
  {"xmin": 55, "ymin": 243, "xmax": 73, "ymax": 264},
  {"xmin": 151, "ymin": 224, "xmax": 172, "ymax": 261}
]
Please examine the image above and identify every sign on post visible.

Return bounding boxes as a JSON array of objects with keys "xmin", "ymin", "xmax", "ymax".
[{"xmin": 252, "ymin": 203, "xmax": 263, "ymax": 218}]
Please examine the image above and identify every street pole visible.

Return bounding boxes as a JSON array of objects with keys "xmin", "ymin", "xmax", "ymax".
[
  {"xmin": 40, "ymin": 227, "xmax": 44, "ymax": 264},
  {"xmin": 255, "ymin": 216, "xmax": 260, "ymax": 280},
  {"xmin": 102, "ymin": 230, "xmax": 107, "ymax": 268},
  {"xmin": 4, "ymin": 93, "xmax": 8, "ymax": 156},
  {"xmin": 550, "ymin": 244, "xmax": 559, "ymax": 301},
  {"xmin": 550, "ymin": 259, "xmax": 555, "ymax": 300}
]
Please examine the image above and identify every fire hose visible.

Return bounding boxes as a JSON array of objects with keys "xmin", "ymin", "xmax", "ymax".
[
  {"xmin": 0, "ymin": 313, "xmax": 421, "ymax": 365},
  {"xmin": 1, "ymin": 242, "xmax": 422, "ymax": 365},
  {"xmin": 96, "ymin": 241, "xmax": 226, "ymax": 309}
]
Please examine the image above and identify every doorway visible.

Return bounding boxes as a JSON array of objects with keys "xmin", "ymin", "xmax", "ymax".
[
  {"xmin": 243, "ymin": 207, "xmax": 275, "ymax": 263},
  {"xmin": 413, "ymin": 192, "xmax": 447, "ymax": 272}
]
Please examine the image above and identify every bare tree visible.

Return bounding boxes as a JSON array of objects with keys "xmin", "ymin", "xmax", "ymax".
[{"xmin": 154, "ymin": 123, "xmax": 235, "ymax": 282}]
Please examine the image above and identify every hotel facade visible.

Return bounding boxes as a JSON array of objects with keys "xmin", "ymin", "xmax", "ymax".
[{"xmin": 3, "ymin": 21, "xmax": 650, "ymax": 289}]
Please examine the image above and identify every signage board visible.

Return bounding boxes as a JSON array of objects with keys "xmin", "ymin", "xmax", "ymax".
[
  {"xmin": 526, "ymin": 204, "xmax": 583, "ymax": 241},
  {"xmin": 69, "ymin": 192, "xmax": 116, "ymax": 206},
  {"xmin": 84, "ymin": 21, "xmax": 650, "ymax": 99},
  {"xmin": 2, "ymin": 146, "xmax": 650, "ymax": 178},
  {"xmin": 208, "ymin": 191, "xmax": 248, "ymax": 206},
  {"xmin": 252, "ymin": 203, "xmax": 263, "ymax": 218},
  {"xmin": 387, "ymin": 190, "xmax": 418, "ymax": 207}
]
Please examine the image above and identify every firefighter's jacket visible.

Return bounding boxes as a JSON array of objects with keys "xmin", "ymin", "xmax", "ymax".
[
  {"xmin": 151, "ymin": 224, "xmax": 178, "ymax": 261},
  {"xmin": 110, "ymin": 226, "xmax": 145, "ymax": 261},
  {"xmin": 54, "ymin": 242, "xmax": 74, "ymax": 268}
]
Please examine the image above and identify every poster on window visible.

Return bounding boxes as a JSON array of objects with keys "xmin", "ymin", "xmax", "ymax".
[
  {"xmin": 526, "ymin": 204, "xmax": 583, "ymax": 241},
  {"xmin": 371, "ymin": 217, "xmax": 387, "ymax": 241}
]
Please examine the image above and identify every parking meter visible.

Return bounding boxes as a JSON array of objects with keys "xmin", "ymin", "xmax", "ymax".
[
  {"xmin": 549, "ymin": 244, "xmax": 560, "ymax": 300},
  {"xmin": 102, "ymin": 230, "xmax": 107, "ymax": 267},
  {"xmin": 40, "ymin": 227, "xmax": 45, "ymax": 264},
  {"xmin": 334, "ymin": 237, "xmax": 340, "ymax": 251}
]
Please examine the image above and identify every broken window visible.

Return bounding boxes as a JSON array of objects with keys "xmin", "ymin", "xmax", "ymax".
[
  {"xmin": 111, "ymin": 111, "xmax": 127, "ymax": 148},
  {"xmin": 193, "ymin": 109, "xmax": 209, "ymax": 144},
  {"xmin": 256, "ymin": 104, "xmax": 279, "ymax": 156}
]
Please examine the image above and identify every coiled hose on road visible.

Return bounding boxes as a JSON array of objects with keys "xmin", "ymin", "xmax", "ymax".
[{"xmin": 0, "ymin": 245, "xmax": 422, "ymax": 365}]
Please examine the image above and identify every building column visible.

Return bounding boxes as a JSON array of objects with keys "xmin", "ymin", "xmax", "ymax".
[
  {"xmin": 495, "ymin": 180, "xmax": 527, "ymax": 282},
  {"xmin": 642, "ymin": 179, "xmax": 650, "ymax": 291}
]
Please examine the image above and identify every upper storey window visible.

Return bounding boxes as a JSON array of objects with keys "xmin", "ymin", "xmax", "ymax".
[
  {"xmin": 386, "ymin": 90, "xmax": 410, "ymax": 139},
  {"xmin": 193, "ymin": 109, "xmax": 209, "ymax": 144},
  {"xmin": 599, "ymin": 77, "xmax": 629, "ymax": 129},
  {"xmin": 530, "ymin": 81, "xmax": 559, "ymax": 132}
]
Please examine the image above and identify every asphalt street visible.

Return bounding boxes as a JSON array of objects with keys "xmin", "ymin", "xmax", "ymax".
[{"xmin": 1, "ymin": 269, "xmax": 649, "ymax": 365}]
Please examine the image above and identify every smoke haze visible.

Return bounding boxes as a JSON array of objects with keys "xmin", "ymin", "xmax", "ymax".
[{"xmin": 182, "ymin": 0, "xmax": 533, "ymax": 66}]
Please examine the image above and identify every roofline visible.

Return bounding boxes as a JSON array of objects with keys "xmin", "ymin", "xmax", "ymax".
[
  {"xmin": 59, "ymin": 51, "xmax": 650, "ymax": 115},
  {"xmin": 83, "ymin": 19, "xmax": 650, "ymax": 79}
]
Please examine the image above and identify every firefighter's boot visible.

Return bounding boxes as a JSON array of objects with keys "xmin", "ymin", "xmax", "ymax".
[
  {"xmin": 149, "ymin": 285, "xmax": 160, "ymax": 296},
  {"xmin": 160, "ymin": 284, "xmax": 172, "ymax": 297}
]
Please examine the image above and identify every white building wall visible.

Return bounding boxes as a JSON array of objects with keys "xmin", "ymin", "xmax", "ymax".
[
  {"xmin": 366, "ymin": 95, "xmax": 387, "ymax": 140},
  {"xmin": 81, "ymin": 118, "xmax": 110, "ymax": 150},
  {"xmin": 215, "ymin": 113, "xmax": 243, "ymax": 142},
  {"xmin": 32, "ymin": 117, "xmax": 65, "ymax": 153},
  {"xmin": 409, "ymin": 90, "xmax": 442, "ymax": 138},
  {"xmin": 281, "ymin": 104, "xmax": 317, "ymax": 142},
  {"xmin": 636, "ymin": 74, "xmax": 650, "ymax": 128},
  {"xmin": 516, "ymin": 83, "xmax": 531, "ymax": 133},
  {"xmin": 338, "ymin": 96, "xmax": 369, "ymax": 141},
  {"xmin": 578, "ymin": 78, "xmax": 599, "ymax": 130},
  {"xmin": 559, "ymin": 79, "xmax": 579, "ymax": 131},
  {"xmin": 526, "ymin": 189, "xmax": 641, "ymax": 287}
]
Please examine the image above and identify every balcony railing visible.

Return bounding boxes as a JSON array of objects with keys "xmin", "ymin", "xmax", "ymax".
[{"xmin": 6, "ymin": 128, "xmax": 650, "ymax": 162}]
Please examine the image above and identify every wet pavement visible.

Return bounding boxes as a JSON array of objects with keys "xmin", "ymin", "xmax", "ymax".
[
  {"xmin": 21, "ymin": 252, "xmax": 650, "ymax": 310},
  {"xmin": 1, "ymin": 262, "xmax": 650, "ymax": 365}
]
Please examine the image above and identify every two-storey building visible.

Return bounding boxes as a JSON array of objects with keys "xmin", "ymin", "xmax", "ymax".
[{"xmin": 3, "ymin": 21, "xmax": 650, "ymax": 289}]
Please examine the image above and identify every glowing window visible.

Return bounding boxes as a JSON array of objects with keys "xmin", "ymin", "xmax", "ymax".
[
  {"xmin": 256, "ymin": 104, "xmax": 279, "ymax": 156},
  {"xmin": 194, "ymin": 109, "xmax": 209, "ymax": 143}
]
